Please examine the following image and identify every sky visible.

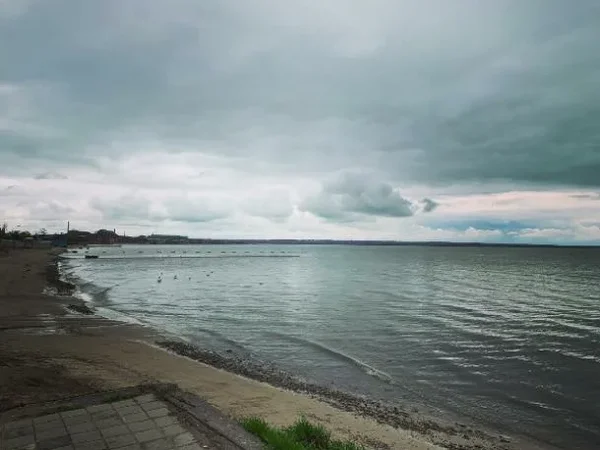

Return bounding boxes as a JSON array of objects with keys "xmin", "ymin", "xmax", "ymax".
[{"xmin": 1, "ymin": 0, "xmax": 599, "ymax": 244}]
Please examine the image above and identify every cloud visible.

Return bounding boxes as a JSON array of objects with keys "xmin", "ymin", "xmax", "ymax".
[
  {"xmin": 421, "ymin": 198, "xmax": 438, "ymax": 213},
  {"xmin": 242, "ymin": 188, "xmax": 294, "ymax": 221},
  {"xmin": 1, "ymin": 183, "xmax": 28, "ymax": 197},
  {"xmin": 90, "ymin": 193, "xmax": 231, "ymax": 224},
  {"xmin": 0, "ymin": 0, "xmax": 31, "ymax": 18},
  {"xmin": 90, "ymin": 195, "xmax": 154, "ymax": 221},
  {"xmin": 570, "ymin": 193, "xmax": 600, "ymax": 200},
  {"xmin": 301, "ymin": 171, "xmax": 433, "ymax": 221},
  {"xmin": 34, "ymin": 171, "xmax": 68, "ymax": 180},
  {"xmin": 164, "ymin": 196, "xmax": 231, "ymax": 223},
  {"xmin": 510, "ymin": 228, "xmax": 570, "ymax": 240},
  {"xmin": 28, "ymin": 201, "xmax": 74, "ymax": 220},
  {"xmin": 509, "ymin": 224, "xmax": 600, "ymax": 243},
  {"xmin": 2, "ymin": 1, "xmax": 599, "ymax": 186},
  {"xmin": 1, "ymin": 1, "xmax": 599, "ymax": 243}
]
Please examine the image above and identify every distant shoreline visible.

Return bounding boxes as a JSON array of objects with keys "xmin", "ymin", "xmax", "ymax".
[
  {"xmin": 145, "ymin": 240, "xmax": 600, "ymax": 248},
  {"xmin": 68, "ymin": 240, "xmax": 600, "ymax": 249},
  {"xmin": 20, "ymin": 226, "xmax": 599, "ymax": 249}
]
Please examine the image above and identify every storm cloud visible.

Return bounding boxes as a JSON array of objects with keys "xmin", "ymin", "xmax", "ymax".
[
  {"xmin": 301, "ymin": 171, "xmax": 425, "ymax": 221},
  {"xmin": 1, "ymin": 0, "xmax": 599, "ymax": 242}
]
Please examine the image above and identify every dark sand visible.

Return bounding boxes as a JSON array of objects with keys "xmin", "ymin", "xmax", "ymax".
[{"xmin": 0, "ymin": 248, "xmax": 549, "ymax": 450}]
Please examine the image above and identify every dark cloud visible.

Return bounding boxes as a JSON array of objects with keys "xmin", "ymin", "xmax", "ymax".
[
  {"xmin": 570, "ymin": 193, "xmax": 600, "ymax": 200},
  {"xmin": 34, "ymin": 172, "xmax": 68, "ymax": 180},
  {"xmin": 1, "ymin": 1, "xmax": 599, "ymax": 188},
  {"xmin": 422, "ymin": 198, "xmax": 438, "ymax": 213},
  {"xmin": 301, "ymin": 171, "xmax": 427, "ymax": 221}
]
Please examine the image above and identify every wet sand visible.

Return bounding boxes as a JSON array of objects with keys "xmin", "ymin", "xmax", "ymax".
[{"xmin": 0, "ymin": 248, "xmax": 545, "ymax": 449}]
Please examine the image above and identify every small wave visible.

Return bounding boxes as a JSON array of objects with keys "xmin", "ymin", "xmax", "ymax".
[
  {"xmin": 544, "ymin": 318, "xmax": 600, "ymax": 336},
  {"xmin": 73, "ymin": 290, "xmax": 94, "ymax": 303},
  {"xmin": 94, "ymin": 307, "xmax": 145, "ymax": 326},
  {"xmin": 538, "ymin": 349, "xmax": 600, "ymax": 364},
  {"xmin": 193, "ymin": 327, "xmax": 249, "ymax": 354},
  {"xmin": 74, "ymin": 283, "xmax": 116, "ymax": 306},
  {"xmin": 60, "ymin": 261, "xmax": 118, "ymax": 307},
  {"xmin": 506, "ymin": 396, "xmax": 567, "ymax": 413},
  {"xmin": 266, "ymin": 332, "xmax": 394, "ymax": 384}
]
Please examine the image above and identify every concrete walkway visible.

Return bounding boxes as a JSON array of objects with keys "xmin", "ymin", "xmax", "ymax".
[{"xmin": 1, "ymin": 387, "xmax": 263, "ymax": 450}]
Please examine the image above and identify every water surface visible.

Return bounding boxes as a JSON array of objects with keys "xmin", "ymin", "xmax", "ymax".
[{"xmin": 62, "ymin": 244, "xmax": 600, "ymax": 449}]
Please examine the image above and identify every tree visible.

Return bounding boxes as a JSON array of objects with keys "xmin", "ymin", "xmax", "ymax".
[
  {"xmin": 38, "ymin": 228, "xmax": 47, "ymax": 236},
  {"xmin": 6, "ymin": 229, "xmax": 32, "ymax": 241},
  {"xmin": 8, "ymin": 230, "xmax": 22, "ymax": 240},
  {"xmin": 0, "ymin": 223, "xmax": 6, "ymax": 238}
]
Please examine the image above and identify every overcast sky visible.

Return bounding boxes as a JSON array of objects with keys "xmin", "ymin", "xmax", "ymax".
[{"xmin": 1, "ymin": 0, "xmax": 599, "ymax": 243}]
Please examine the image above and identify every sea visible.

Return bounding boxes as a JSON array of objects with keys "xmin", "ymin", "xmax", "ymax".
[{"xmin": 60, "ymin": 244, "xmax": 600, "ymax": 449}]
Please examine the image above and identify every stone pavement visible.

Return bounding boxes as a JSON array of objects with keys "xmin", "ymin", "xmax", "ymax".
[{"xmin": 2, "ymin": 392, "xmax": 223, "ymax": 450}]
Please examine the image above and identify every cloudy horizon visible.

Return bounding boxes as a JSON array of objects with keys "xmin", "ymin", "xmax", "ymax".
[{"xmin": 1, "ymin": 1, "xmax": 599, "ymax": 244}]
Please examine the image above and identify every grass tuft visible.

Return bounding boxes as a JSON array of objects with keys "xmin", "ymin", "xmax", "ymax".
[
  {"xmin": 241, "ymin": 416, "xmax": 365, "ymax": 450},
  {"xmin": 287, "ymin": 417, "xmax": 331, "ymax": 448}
]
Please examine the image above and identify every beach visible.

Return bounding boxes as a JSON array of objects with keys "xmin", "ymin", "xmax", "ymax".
[{"xmin": 0, "ymin": 248, "xmax": 548, "ymax": 449}]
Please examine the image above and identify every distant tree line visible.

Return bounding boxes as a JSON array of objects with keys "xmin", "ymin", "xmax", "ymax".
[
  {"xmin": 0, "ymin": 224, "xmax": 145, "ymax": 245},
  {"xmin": 0, "ymin": 222, "xmax": 37, "ymax": 241}
]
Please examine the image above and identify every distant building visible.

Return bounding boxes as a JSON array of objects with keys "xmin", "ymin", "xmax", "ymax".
[
  {"xmin": 148, "ymin": 234, "xmax": 189, "ymax": 244},
  {"xmin": 96, "ymin": 229, "xmax": 119, "ymax": 245}
]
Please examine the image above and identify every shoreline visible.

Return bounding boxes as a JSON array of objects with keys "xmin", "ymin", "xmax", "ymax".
[
  {"xmin": 0, "ymin": 248, "xmax": 551, "ymax": 449},
  {"xmin": 156, "ymin": 341, "xmax": 482, "ymax": 439}
]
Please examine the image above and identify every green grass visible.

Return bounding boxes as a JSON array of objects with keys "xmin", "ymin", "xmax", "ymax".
[{"xmin": 241, "ymin": 417, "xmax": 365, "ymax": 450}]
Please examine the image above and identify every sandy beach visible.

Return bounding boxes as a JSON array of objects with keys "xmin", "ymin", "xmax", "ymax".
[{"xmin": 0, "ymin": 248, "xmax": 544, "ymax": 450}]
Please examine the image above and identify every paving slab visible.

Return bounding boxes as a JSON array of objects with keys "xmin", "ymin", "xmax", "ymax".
[
  {"xmin": 105, "ymin": 433, "xmax": 136, "ymax": 448},
  {"xmin": 67, "ymin": 421, "xmax": 97, "ymax": 435},
  {"xmin": 5, "ymin": 434, "xmax": 35, "ymax": 449},
  {"xmin": 152, "ymin": 416, "xmax": 177, "ymax": 428},
  {"xmin": 115, "ymin": 405, "xmax": 143, "ymax": 418},
  {"xmin": 38, "ymin": 435, "xmax": 72, "ymax": 450},
  {"xmin": 127, "ymin": 420, "xmax": 155, "ymax": 433},
  {"xmin": 139, "ymin": 401, "xmax": 165, "ymax": 413},
  {"xmin": 99, "ymin": 424, "xmax": 129, "ymax": 438},
  {"xmin": 134, "ymin": 428, "xmax": 163, "ymax": 443},
  {"xmin": 111, "ymin": 400, "xmax": 137, "ymax": 410},
  {"xmin": 146, "ymin": 408, "xmax": 169, "ymax": 419},
  {"xmin": 63, "ymin": 414, "xmax": 92, "ymax": 427},
  {"xmin": 74, "ymin": 439, "xmax": 107, "ymax": 450},
  {"xmin": 36, "ymin": 426, "xmax": 69, "ymax": 440},
  {"xmin": 1, "ymin": 385, "xmax": 263, "ymax": 450},
  {"xmin": 120, "ymin": 412, "xmax": 148, "ymax": 424},
  {"xmin": 133, "ymin": 394, "xmax": 156, "ymax": 404}
]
